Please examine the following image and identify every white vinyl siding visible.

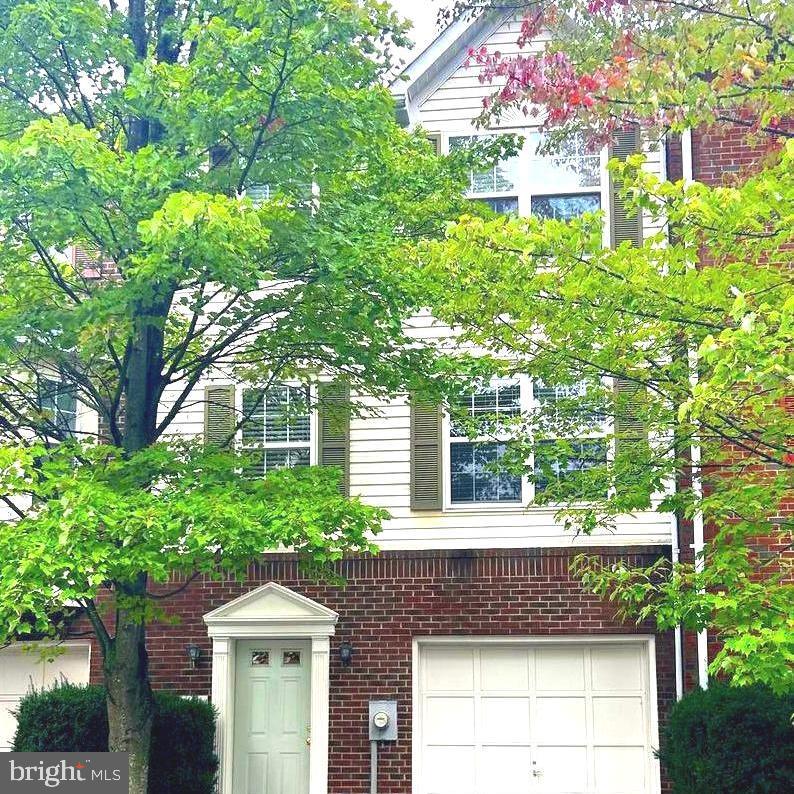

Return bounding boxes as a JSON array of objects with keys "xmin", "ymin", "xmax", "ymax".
[{"xmin": 147, "ymin": 13, "xmax": 673, "ymax": 552}]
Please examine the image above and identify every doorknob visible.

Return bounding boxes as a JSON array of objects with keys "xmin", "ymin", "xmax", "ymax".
[
  {"xmin": 306, "ymin": 727, "xmax": 311, "ymax": 746},
  {"xmin": 531, "ymin": 760, "xmax": 542, "ymax": 778}
]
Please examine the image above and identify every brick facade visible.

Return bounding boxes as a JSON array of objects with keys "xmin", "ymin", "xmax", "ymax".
[{"xmin": 77, "ymin": 546, "xmax": 675, "ymax": 793}]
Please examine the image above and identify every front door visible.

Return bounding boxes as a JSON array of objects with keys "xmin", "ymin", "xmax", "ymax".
[{"xmin": 233, "ymin": 639, "xmax": 311, "ymax": 794}]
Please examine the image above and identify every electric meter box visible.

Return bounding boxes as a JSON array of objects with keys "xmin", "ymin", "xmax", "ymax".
[{"xmin": 369, "ymin": 700, "xmax": 398, "ymax": 741}]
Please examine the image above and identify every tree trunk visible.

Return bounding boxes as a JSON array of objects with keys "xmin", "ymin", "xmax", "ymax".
[{"xmin": 104, "ymin": 580, "xmax": 154, "ymax": 794}]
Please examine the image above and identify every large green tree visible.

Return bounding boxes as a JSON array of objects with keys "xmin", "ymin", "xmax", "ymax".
[
  {"xmin": 424, "ymin": 0, "xmax": 793, "ymax": 690},
  {"xmin": 0, "ymin": 1, "xmax": 470, "ymax": 789}
]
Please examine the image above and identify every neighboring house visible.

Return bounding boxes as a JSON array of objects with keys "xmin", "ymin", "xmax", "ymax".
[{"xmin": 0, "ymin": 11, "xmax": 765, "ymax": 794}]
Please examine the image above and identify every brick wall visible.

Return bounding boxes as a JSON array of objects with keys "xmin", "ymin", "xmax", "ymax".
[{"xmin": 76, "ymin": 546, "xmax": 675, "ymax": 793}]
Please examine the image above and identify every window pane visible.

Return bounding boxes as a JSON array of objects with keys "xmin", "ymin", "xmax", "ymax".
[
  {"xmin": 263, "ymin": 447, "xmax": 310, "ymax": 471},
  {"xmin": 474, "ymin": 196, "xmax": 519, "ymax": 215},
  {"xmin": 528, "ymin": 132, "xmax": 600, "ymax": 190},
  {"xmin": 532, "ymin": 193, "xmax": 600, "ymax": 221},
  {"xmin": 450, "ymin": 135, "xmax": 519, "ymax": 194},
  {"xmin": 242, "ymin": 449, "xmax": 265, "ymax": 478},
  {"xmin": 452, "ymin": 380, "xmax": 521, "ymax": 438},
  {"xmin": 242, "ymin": 388, "xmax": 265, "ymax": 445},
  {"xmin": 534, "ymin": 439, "xmax": 607, "ymax": 496},
  {"xmin": 451, "ymin": 442, "xmax": 522, "ymax": 503},
  {"xmin": 40, "ymin": 379, "xmax": 77, "ymax": 435},
  {"xmin": 534, "ymin": 379, "xmax": 605, "ymax": 425},
  {"xmin": 264, "ymin": 385, "xmax": 310, "ymax": 443}
]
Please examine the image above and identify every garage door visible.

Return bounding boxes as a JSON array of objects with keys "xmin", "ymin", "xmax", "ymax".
[
  {"xmin": 0, "ymin": 643, "xmax": 90, "ymax": 751},
  {"xmin": 417, "ymin": 641, "xmax": 658, "ymax": 794}
]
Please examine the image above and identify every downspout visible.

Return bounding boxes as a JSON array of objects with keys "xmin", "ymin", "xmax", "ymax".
[
  {"xmin": 681, "ymin": 128, "xmax": 709, "ymax": 690},
  {"xmin": 662, "ymin": 134, "xmax": 684, "ymax": 701}
]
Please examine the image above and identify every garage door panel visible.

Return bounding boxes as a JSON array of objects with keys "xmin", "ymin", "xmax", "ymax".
[
  {"xmin": 0, "ymin": 698, "xmax": 19, "ymax": 752},
  {"xmin": 418, "ymin": 642, "xmax": 656, "ymax": 794},
  {"xmin": 424, "ymin": 697, "xmax": 474, "ymax": 744},
  {"xmin": 535, "ymin": 696, "xmax": 587, "ymax": 743},
  {"xmin": 594, "ymin": 746, "xmax": 646, "ymax": 793},
  {"xmin": 0, "ymin": 656, "xmax": 38, "ymax": 693},
  {"xmin": 535, "ymin": 745, "xmax": 588, "ymax": 792},
  {"xmin": 42, "ymin": 654, "xmax": 89, "ymax": 688},
  {"xmin": 480, "ymin": 746, "xmax": 532, "ymax": 792},
  {"xmin": 0, "ymin": 645, "xmax": 90, "ymax": 753},
  {"xmin": 480, "ymin": 697, "xmax": 530, "ymax": 743},
  {"xmin": 535, "ymin": 647, "xmax": 586, "ymax": 691},
  {"xmin": 591, "ymin": 647, "xmax": 642, "ymax": 691},
  {"xmin": 592, "ymin": 698, "xmax": 645, "ymax": 744},
  {"xmin": 423, "ymin": 746, "xmax": 476, "ymax": 794},
  {"xmin": 423, "ymin": 648, "xmax": 474, "ymax": 692},
  {"xmin": 479, "ymin": 647, "xmax": 529, "ymax": 691}
]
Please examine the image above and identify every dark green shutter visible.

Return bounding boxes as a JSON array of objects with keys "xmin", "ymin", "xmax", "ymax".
[
  {"xmin": 613, "ymin": 377, "xmax": 647, "ymax": 456},
  {"xmin": 410, "ymin": 398, "xmax": 443, "ymax": 510},
  {"xmin": 318, "ymin": 382, "xmax": 350, "ymax": 496},
  {"xmin": 428, "ymin": 134, "xmax": 441, "ymax": 155},
  {"xmin": 609, "ymin": 125, "xmax": 643, "ymax": 248},
  {"xmin": 204, "ymin": 385, "xmax": 235, "ymax": 448}
]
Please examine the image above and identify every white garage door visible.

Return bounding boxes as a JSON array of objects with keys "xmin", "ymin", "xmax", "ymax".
[
  {"xmin": 417, "ymin": 641, "xmax": 658, "ymax": 794},
  {"xmin": 0, "ymin": 643, "xmax": 91, "ymax": 751}
]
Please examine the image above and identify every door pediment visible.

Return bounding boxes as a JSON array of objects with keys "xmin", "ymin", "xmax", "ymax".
[{"xmin": 203, "ymin": 582, "xmax": 337, "ymax": 638}]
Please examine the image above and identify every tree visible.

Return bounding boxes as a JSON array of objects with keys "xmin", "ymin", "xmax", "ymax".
[
  {"xmin": 0, "ymin": 2, "xmax": 471, "ymax": 790},
  {"xmin": 423, "ymin": 0, "xmax": 793, "ymax": 690}
]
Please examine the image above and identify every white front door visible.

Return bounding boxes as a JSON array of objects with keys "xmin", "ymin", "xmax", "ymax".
[
  {"xmin": 233, "ymin": 639, "xmax": 311, "ymax": 794},
  {"xmin": 417, "ymin": 641, "xmax": 657, "ymax": 794}
]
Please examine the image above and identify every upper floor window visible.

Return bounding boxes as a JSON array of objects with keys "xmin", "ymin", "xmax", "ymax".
[
  {"xmin": 449, "ymin": 380, "xmax": 523, "ymax": 504},
  {"xmin": 527, "ymin": 132, "xmax": 601, "ymax": 221},
  {"xmin": 240, "ymin": 385, "xmax": 311, "ymax": 474},
  {"xmin": 446, "ymin": 130, "xmax": 603, "ymax": 221},
  {"xmin": 449, "ymin": 135, "xmax": 520, "ymax": 216},
  {"xmin": 39, "ymin": 379, "xmax": 77, "ymax": 436}
]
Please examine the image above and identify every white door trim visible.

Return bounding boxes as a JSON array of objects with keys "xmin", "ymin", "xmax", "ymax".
[
  {"xmin": 204, "ymin": 583, "xmax": 337, "ymax": 794},
  {"xmin": 411, "ymin": 634, "xmax": 661, "ymax": 794}
]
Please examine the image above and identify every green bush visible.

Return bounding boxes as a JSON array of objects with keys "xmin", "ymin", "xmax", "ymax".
[
  {"xmin": 13, "ymin": 684, "xmax": 217, "ymax": 794},
  {"xmin": 658, "ymin": 681, "xmax": 794, "ymax": 794}
]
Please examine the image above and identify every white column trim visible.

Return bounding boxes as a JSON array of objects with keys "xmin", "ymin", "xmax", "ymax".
[{"xmin": 309, "ymin": 636, "xmax": 331, "ymax": 794}]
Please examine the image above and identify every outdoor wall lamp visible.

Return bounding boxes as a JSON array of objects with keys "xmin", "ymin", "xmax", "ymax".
[
  {"xmin": 186, "ymin": 644, "xmax": 202, "ymax": 668},
  {"xmin": 338, "ymin": 641, "xmax": 354, "ymax": 667}
]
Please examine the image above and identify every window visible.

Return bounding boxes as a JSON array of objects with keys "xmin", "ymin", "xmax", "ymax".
[
  {"xmin": 449, "ymin": 135, "xmax": 519, "ymax": 215},
  {"xmin": 449, "ymin": 381, "xmax": 523, "ymax": 504},
  {"xmin": 532, "ymin": 379, "xmax": 607, "ymax": 499},
  {"xmin": 39, "ymin": 379, "xmax": 77, "ymax": 436},
  {"xmin": 444, "ymin": 129, "xmax": 604, "ymax": 221},
  {"xmin": 240, "ymin": 385, "xmax": 311, "ymax": 475},
  {"xmin": 528, "ymin": 132, "xmax": 601, "ymax": 220}
]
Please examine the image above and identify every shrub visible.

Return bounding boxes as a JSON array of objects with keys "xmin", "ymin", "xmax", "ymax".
[
  {"xmin": 658, "ymin": 681, "xmax": 794, "ymax": 794},
  {"xmin": 13, "ymin": 684, "xmax": 217, "ymax": 794}
]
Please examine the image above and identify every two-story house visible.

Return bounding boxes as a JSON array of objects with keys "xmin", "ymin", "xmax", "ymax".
[{"xmin": 2, "ymin": 10, "xmax": 734, "ymax": 794}]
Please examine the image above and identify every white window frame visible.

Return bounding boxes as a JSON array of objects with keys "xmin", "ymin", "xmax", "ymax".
[
  {"xmin": 442, "ymin": 128, "xmax": 608, "ymax": 225},
  {"xmin": 443, "ymin": 374, "xmax": 532, "ymax": 511},
  {"xmin": 236, "ymin": 382, "xmax": 318, "ymax": 470}
]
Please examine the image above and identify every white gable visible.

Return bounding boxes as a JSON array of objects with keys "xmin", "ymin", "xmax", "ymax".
[
  {"xmin": 418, "ymin": 14, "xmax": 545, "ymax": 131},
  {"xmin": 204, "ymin": 582, "xmax": 337, "ymax": 638}
]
